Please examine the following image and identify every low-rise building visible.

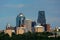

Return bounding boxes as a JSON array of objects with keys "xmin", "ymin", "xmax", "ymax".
[
  {"xmin": 16, "ymin": 27, "xmax": 25, "ymax": 34},
  {"xmin": 4, "ymin": 24, "xmax": 15, "ymax": 37},
  {"xmin": 35, "ymin": 25, "xmax": 44, "ymax": 32},
  {"xmin": 4, "ymin": 29, "xmax": 12, "ymax": 37},
  {"xmin": 16, "ymin": 25, "xmax": 27, "ymax": 34}
]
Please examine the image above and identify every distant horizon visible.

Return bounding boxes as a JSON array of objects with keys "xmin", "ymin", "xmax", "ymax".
[{"xmin": 0, "ymin": 0, "xmax": 60, "ymax": 30}]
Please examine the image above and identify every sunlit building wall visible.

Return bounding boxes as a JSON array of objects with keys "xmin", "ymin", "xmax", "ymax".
[
  {"xmin": 16, "ymin": 25, "xmax": 27, "ymax": 34},
  {"xmin": 35, "ymin": 25, "xmax": 44, "ymax": 32},
  {"xmin": 16, "ymin": 27, "xmax": 25, "ymax": 34},
  {"xmin": 4, "ymin": 29, "xmax": 14, "ymax": 37},
  {"xmin": 25, "ymin": 19, "xmax": 32, "ymax": 32}
]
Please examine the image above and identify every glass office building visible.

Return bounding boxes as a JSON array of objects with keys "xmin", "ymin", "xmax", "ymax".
[
  {"xmin": 37, "ymin": 11, "xmax": 46, "ymax": 25},
  {"xmin": 16, "ymin": 13, "xmax": 25, "ymax": 27}
]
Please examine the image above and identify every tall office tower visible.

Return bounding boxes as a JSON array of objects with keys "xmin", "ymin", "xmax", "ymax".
[
  {"xmin": 25, "ymin": 19, "xmax": 32, "ymax": 32},
  {"xmin": 16, "ymin": 13, "xmax": 25, "ymax": 27},
  {"xmin": 37, "ymin": 11, "xmax": 46, "ymax": 25}
]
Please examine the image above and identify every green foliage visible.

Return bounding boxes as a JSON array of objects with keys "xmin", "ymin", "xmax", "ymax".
[
  {"xmin": 0, "ymin": 32, "xmax": 60, "ymax": 40},
  {"xmin": 0, "ymin": 32, "xmax": 11, "ymax": 40}
]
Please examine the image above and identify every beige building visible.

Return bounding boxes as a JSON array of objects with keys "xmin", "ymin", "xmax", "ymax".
[
  {"xmin": 16, "ymin": 25, "xmax": 27, "ymax": 34},
  {"xmin": 4, "ymin": 29, "xmax": 13, "ymax": 37},
  {"xmin": 25, "ymin": 19, "xmax": 32, "ymax": 32},
  {"xmin": 4, "ymin": 24, "xmax": 15, "ymax": 37},
  {"xmin": 35, "ymin": 25, "xmax": 44, "ymax": 32}
]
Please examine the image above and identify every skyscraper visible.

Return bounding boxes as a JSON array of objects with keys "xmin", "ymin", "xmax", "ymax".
[
  {"xmin": 16, "ymin": 13, "xmax": 25, "ymax": 27},
  {"xmin": 37, "ymin": 11, "xmax": 46, "ymax": 25},
  {"xmin": 25, "ymin": 19, "xmax": 32, "ymax": 32}
]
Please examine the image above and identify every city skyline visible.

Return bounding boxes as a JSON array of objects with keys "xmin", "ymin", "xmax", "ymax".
[{"xmin": 0, "ymin": 0, "xmax": 60, "ymax": 30}]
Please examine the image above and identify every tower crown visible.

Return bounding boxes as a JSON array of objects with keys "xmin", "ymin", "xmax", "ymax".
[
  {"xmin": 16, "ymin": 13, "xmax": 25, "ymax": 27},
  {"xmin": 18, "ymin": 13, "xmax": 24, "ymax": 17}
]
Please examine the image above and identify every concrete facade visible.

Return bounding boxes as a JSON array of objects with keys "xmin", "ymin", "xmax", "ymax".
[{"xmin": 35, "ymin": 25, "xmax": 44, "ymax": 32}]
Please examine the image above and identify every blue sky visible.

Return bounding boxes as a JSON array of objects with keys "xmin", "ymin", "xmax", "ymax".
[{"xmin": 0, "ymin": 0, "xmax": 60, "ymax": 30}]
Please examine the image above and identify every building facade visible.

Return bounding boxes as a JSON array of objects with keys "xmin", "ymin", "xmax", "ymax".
[
  {"xmin": 37, "ymin": 11, "xmax": 46, "ymax": 25},
  {"xmin": 5, "ymin": 24, "xmax": 15, "ymax": 36},
  {"xmin": 25, "ymin": 19, "xmax": 32, "ymax": 32},
  {"xmin": 4, "ymin": 28, "xmax": 15, "ymax": 37},
  {"xmin": 16, "ymin": 13, "xmax": 25, "ymax": 27},
  {"xmin": 46, "ymin": 24, "xmax": 51, "ymax": 32},
  {"xmin": 31, "ymin": 21, "xmax": 36, "ymax": 32},
  {"xmin": 35, "ymin": 25, "xmax": 44, "ymax": 32},
  {"xmin": 16, "ymin": 27, "xmax": 25, "ymax": 34}
]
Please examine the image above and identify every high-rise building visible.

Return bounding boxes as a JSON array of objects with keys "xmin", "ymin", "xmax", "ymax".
[
  {"xmin": 16, "ymin": 13, "xmax": 25, "ymax": 27},
  {"xmin": 25, "ymin": 19, "xmax": 32, "ymax": 32},
  {"xmin": 37, "ymin": 11, "xmax": 46, "ymax": 25}
]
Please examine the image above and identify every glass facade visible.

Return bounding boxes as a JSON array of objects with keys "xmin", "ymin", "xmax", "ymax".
[
  {"xmin": 37, "ymin": 11, "xmax": 46, "ymax": 25},
  {"xmin": 16, "ymin": 13, "xmax": 25, "ymax": 27}
]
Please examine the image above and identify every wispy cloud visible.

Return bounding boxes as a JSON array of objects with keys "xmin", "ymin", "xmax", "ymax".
[{"xmin": 3, "ymin": 4, "xmax": 24, "ymax": 8}]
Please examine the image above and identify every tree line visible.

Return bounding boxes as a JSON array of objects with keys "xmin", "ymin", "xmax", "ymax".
[{"xmin": 0, "ymin": 32, "xmax": 60, "ymax": 40}]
